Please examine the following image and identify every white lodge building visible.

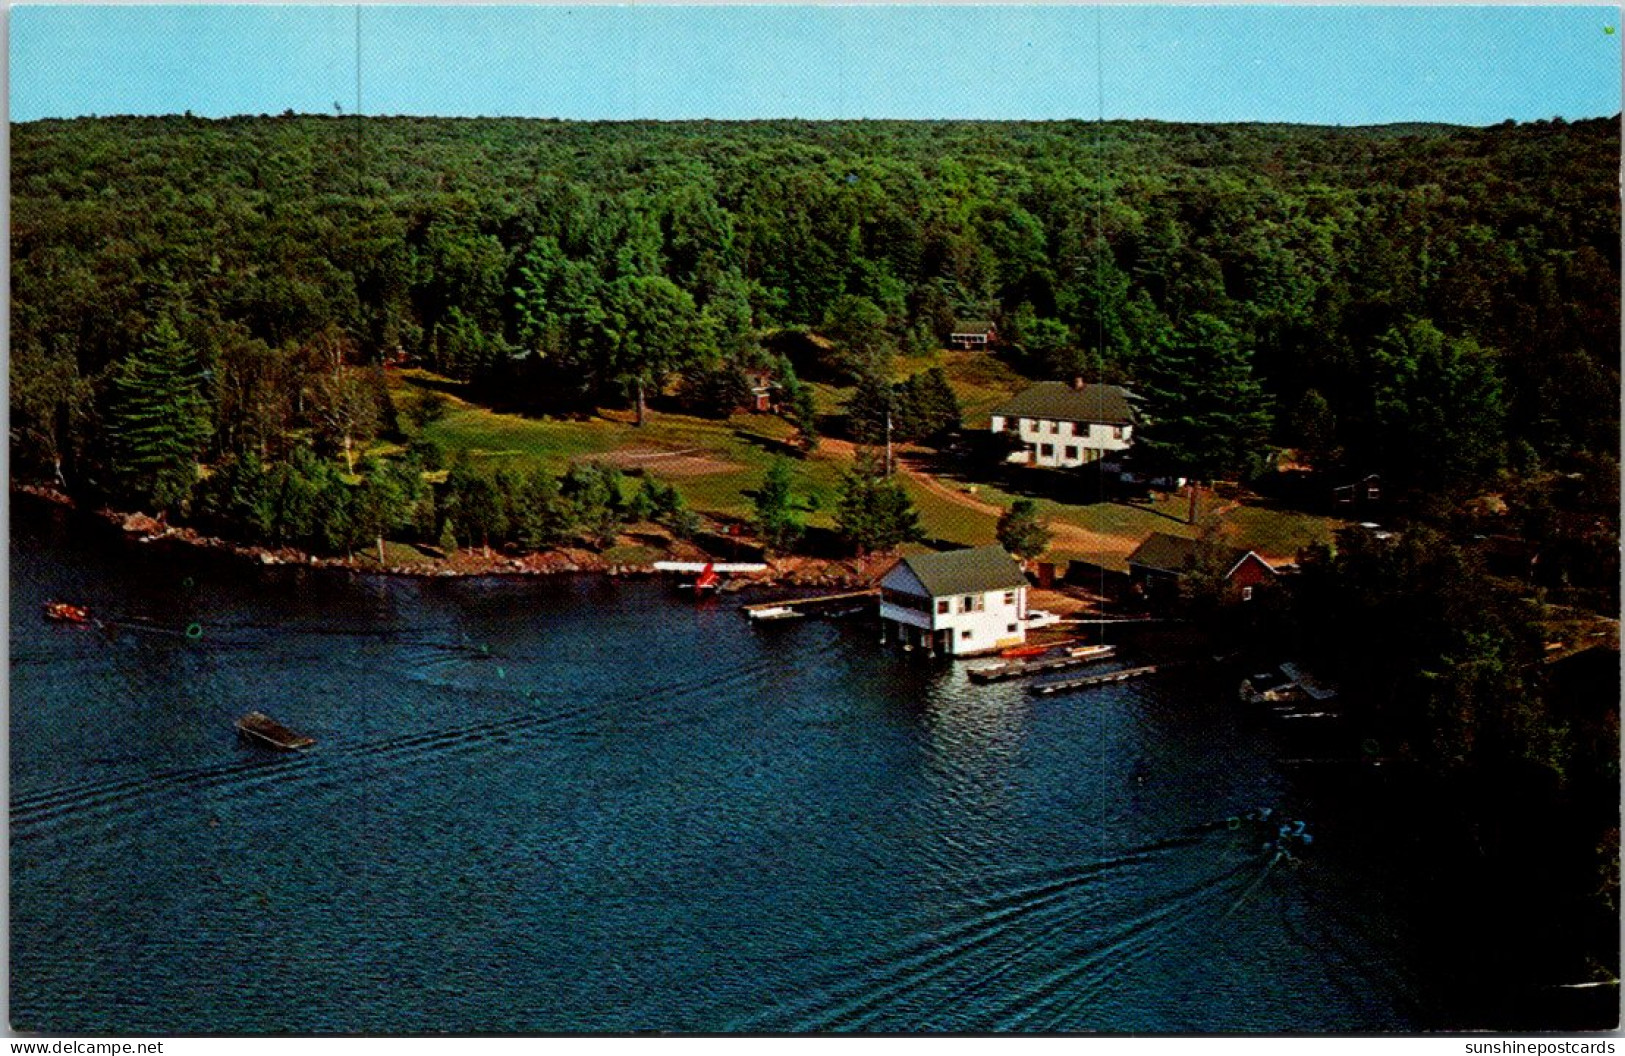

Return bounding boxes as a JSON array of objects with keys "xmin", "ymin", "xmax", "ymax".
[
  {"xmin": 879, "ymin": 545, "xmax": 1029, "ymax": 656},
  {"xmin": 989, "ymin": 381, "xmax": 1135, "ymax": 469}
]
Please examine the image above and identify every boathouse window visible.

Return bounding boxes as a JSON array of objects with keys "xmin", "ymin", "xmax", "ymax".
[
  {"xmin": 936, "ymin": 599, "xmax": 950, "ymax": 614},
  {"xmin": 1047, "ymin": 421, "xmax": 1059, "ymax": 434},
  {"xmin": 1040, "ymin": 444, "xmax": 1054, "ymax": 458},
  {"xmin": 1007, "ymin": 623, "xmax": 1018, "ymax": 633},
  {"xmin": 961, "ymin": 594, "xmax": 985, "ymax": 613},
  {"xmin": 1072, "ymin": 422, "xmax": 1086, "ymax": 437},
  {"xmin": 1113, "ymin": 425, "xmax": 1125, "ymax": 440},
  {"xmin": 1064, "ymin": 446, "xmax": 1078, "ymax": 461},
  {"xmin": 961, "ymin": 630, "xmax": 973, "ymax": 640},
  {"xmin": 1003, "ymin": 591, "xmax": 1016, "ymax": 605}
]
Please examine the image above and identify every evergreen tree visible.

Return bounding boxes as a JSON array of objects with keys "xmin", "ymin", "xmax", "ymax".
[
  {"xmin": 845, "ymin": 368, "xmax": 896, "ymax": 446},
  {"xmin": 778, "ymin": 370, "xmax": 820, "ymax": 453},
  {"xmin": 560, "ymin": 461, "xmax": 626, "ymax": 549},
  {"xmin": 896, "ymin": 367, "xmax": 961, "ymax": 442},
  {"xmin": 103, "ymin": 316, "xmax": 213, "ymax": 511},
  {"xmin": 996, "ymin": 498, "xmax": 1051, "ymax": 561},
  {"xmin": 1133, "ymin": 313, "xmax": 1273, "ymax": 481},
  {"xmin": 752, "ymin": 458, "xmax": 804, "ymax": 554},
  {"xmin": 834, "ymin": 461, "xmax": 921, "ymax": 555}
]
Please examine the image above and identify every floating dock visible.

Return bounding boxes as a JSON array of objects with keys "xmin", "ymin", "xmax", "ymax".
[
  {"xmin": 967, "ymin": 645, "xmax": 1118, "ymax": 684},
  {"xmin": 1029, "ymin": 663, "xmax": 1166, "ymax": 696}
]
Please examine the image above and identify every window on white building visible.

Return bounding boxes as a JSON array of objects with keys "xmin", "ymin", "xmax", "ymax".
[
  {"xmin": 961, "ymin": 629, "xmax": 973, "ymax": 640},
  {"xmin": 1040, "ymin": 444, "xmax": 1054, "ymax": 457},
  {"xmin": 1113, "ymin": 425, "xmax": 1125, "ymax": 439},
  {"xmin": 1007, "ymin": 623, "xmax": 1018, "ymax": 633},
  {"xmin": 1065, "ymin": 446, "xmax": 1078, "ymax": 460},
  {"xmin": 1003, "ymin": 591, "xmax": 1015, "ymax": 605},
  {"xmin": 936, "ymin": 599, "xmax": 950, "ymax": 614},
  {"xmin": 1047, "ymin": 420, "xmax": 1059, "ymax": 434},
  {"xmin": 961, "ymin": 594, "xmax": 985, "ymax": 613}
]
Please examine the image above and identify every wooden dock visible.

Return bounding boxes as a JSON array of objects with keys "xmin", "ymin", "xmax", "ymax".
[
  {"xmin": 1029, "ymin": 663, "xmax": 1165, "ymax": 696},
  {"xmin": 967, "ymin": 646, "xmax": 1118, "ymax": 684},
  {"xmin": 741, "ymin": 589, "xmax": 878, "ymax": 614}
]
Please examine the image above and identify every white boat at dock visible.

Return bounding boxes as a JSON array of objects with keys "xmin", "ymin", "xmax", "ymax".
[{"xmin": 747, "ymin": 605, "xmax": 803, "ymax": 622}]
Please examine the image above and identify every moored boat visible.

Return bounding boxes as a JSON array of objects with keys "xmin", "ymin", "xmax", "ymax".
[
  {"xmin": 236, "ymin": 711, "xmax": 315, "ymax": 751},
  {"xmin": 747, "ymin": 605, "xmax": 803, "ymax": 622},
  {"xmin": 43, "ymin": 601, "xmax": 93, "ymax": 625}
]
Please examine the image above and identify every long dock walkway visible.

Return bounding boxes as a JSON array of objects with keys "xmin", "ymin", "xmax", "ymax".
[
  {"xmin": 1029, "ymin": 663, "xmax": 1167, "ymax": 696},
  {"xmin": 741, "ymin": 588, "xmax": 878, "ymax": 614},
  {"xmin": 967, "ymin": 646, "xmax": 1117, "ymax": 684}
]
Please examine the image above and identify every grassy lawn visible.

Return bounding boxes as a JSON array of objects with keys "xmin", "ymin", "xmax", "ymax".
[
  {"xmin": 395, "ymin": 371, "xmax": 849, "ymax": 522},
  {"xmin": 903, "ymin": 476, "xmax": 1000, "ymax": 549},
  {"xmin": 391, "ymin": 367, "xmax": 1339, "ymax": 562}
]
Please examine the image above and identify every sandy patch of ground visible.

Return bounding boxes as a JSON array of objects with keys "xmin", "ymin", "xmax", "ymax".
[{"xmin": 590, "ymin": 446, "xmax": 743, "ymax": 477}]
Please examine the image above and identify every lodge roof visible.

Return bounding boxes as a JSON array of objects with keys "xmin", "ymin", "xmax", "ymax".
[
  {"xmin": 890, "ymin": 544, "xmax": 1028, "ymax": 597},
  {"xmin": 1127, "ymin": 531, "xmax": 1272, "ymax": 579},
  {"xmin": 990, "ymin": 381, "xmax": 1135, "ymax": 426},
  {"xmin": 951, "ymin": 320, "xmax": 997, "ymax": 334}
]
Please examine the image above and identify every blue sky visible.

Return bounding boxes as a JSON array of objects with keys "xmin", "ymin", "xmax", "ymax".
[{"xmin": 10, "ymin": 5, "xmax": 1622, "ymax": 125}]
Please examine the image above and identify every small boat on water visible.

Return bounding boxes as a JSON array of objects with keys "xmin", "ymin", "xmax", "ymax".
[
  {"xmin": 43, "ymin": 601, "xmax": 93, "ymax": 625},
  {"xmin": 1000, "ymin": 644, "xmax": 1049, "ymax": 659},
  {"xmin": 1066, "ymin": 644, "xmax": 1117, "ymax": 661},
  {"xmin": 236, "ymin": 711, "xmax": 315, "ymax": 751}
]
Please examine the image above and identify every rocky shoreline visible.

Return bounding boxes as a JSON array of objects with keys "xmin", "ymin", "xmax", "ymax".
[{"xmin": 13, "ymin": 481, "xmax": 885, "ymax": 591}]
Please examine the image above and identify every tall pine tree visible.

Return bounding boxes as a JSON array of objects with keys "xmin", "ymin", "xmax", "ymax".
[
  {"xmin": 104, "ymin": 316, "xmax": 213, "ymax": 512},
  {"xmin": 1133, "ymin": 314, "xmax": 1273, "ymax": 481}
]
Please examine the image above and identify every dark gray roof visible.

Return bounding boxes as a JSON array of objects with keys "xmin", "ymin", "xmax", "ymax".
[
  {"xmin": 898, "ymin": 545, "xmax": 1028, "ymax": 597},
  {"xmin": 991, "ymin": 382, "xmax": 1135, "ymax": 425},
  {"xmin": 1127, "ymin": 531, "xmax": 1268, "ymax": 578}
]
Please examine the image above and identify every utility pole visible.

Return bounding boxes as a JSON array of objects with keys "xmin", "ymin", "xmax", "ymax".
[{"xmin": 885, "ymin": 412, "xmax": 894, "ymax": 477}]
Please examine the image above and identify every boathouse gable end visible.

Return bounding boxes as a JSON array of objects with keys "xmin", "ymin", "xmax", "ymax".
[{"xmin": 879, "ymin": 545, "xmax": 1029, "ymax": 656}]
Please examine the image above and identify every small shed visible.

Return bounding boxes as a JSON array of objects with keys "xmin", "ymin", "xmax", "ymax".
[{"xmin": 741, "ymin": 368, "xmax": 778, "ymax": 413}]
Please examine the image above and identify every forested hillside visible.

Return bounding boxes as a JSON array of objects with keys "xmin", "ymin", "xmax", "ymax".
[{"xmin": 11, "ymin": 114, "xmax": 1620, "ymax": 510}]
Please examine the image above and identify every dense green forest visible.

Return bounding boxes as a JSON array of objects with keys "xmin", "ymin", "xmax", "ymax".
[
  {"xmin": 11, "ymin": 114, "xmax": 1620, "ymax": 1012},
  {"xmin": 12, "ymin": 115, "xmax": 1620, "ymax": 513}
]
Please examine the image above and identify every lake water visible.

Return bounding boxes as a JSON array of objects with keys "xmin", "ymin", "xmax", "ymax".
[{"xmin": 11, "ymin": 506, "xmax": 1433, "ymax": 1033}]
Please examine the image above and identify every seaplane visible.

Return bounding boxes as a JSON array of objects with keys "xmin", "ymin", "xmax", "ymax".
[{"xmin": 653, "ymin": 560, "xmax": 768, "ymax": 596}]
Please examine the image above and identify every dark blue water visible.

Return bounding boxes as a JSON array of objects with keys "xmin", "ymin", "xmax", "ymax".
[{"xmin": 11, "ymin": 509, "xmax": 1430, "ymax": 1033}]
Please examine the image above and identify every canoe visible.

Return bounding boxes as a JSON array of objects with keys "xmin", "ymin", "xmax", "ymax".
[{"xmin": 236, "ymin": 711, "xmax": 315, "ymax": 751}]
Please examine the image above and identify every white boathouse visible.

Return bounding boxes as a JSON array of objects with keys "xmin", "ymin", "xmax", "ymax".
[{"xmin": 879, "ymin": 545, "xmax": 1029, "ymax": 656}]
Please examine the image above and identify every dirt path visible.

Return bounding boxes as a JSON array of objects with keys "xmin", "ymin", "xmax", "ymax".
[
  {"xmin": 894, "ymin": 454, "xmax": 1141, "ymax": 562},
  {"xmin": 810, "ymin": 439, "xmax": 1143, "ymax": 563}
]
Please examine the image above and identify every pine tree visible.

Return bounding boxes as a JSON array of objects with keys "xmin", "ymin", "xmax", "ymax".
[
  {"xmin": 834, "ymin": 462, "xmax": 921, "ymax": 556},
  {"xmin": 997, "ymin": 498, "xmax": 1052, "ymax": 561},
  {"xmin": 104, "ymin": 316, "xmax": 213, "ymax": 511},
  {"xmin": 1133, "ymin": 313, "xmax": 1273, "ymax": 481},
  {"xmin": 752, "ymin": 458, "xmax": 804, "ymax": 554}
]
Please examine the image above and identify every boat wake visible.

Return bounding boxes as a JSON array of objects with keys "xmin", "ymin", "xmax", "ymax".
[{"xmin": 736, "ymin": 830, "xmax": 1260, "ymax": 1032}]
